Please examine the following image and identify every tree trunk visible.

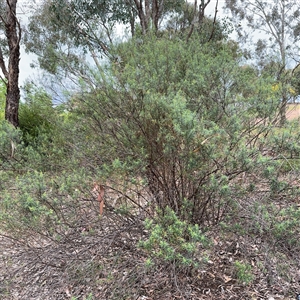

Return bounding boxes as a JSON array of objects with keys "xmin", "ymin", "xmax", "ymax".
[
  {"xmin": 2, "ymin": 0, "xmax": 21, "ymax": 128},
  {"xmin": 134, "ymin": 0, "xmax": 149, "ymax": 35},
  {"xmin": 152, "ymin": 0, "xmax": 159, "ymax": 32}
]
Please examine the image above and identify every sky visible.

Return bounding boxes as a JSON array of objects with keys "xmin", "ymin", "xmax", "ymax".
[{"xmin": 17, "ymin": 1, "xmax": 39, "ymax": 86}]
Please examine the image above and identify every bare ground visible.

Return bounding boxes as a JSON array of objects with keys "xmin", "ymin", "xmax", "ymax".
[
  {"xmin": 286, "ymin": 104, "xmax": 300, "ymax": 121},
  {"xmin": 1, "ymin": 204, "xmax": 299, "ymax": 300}
]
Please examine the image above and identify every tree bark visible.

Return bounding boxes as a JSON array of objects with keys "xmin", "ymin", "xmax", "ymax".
[
  {"xmin": 152, "ymin": 0, "xmax": 159, "ymax": 32},
  {"xmin": 2, "ymin": 0, "xmax": 21, "ymax": 128},
  {"xmin": 134, "ymin": 0, "xmax": 148, "ymax": 34}
]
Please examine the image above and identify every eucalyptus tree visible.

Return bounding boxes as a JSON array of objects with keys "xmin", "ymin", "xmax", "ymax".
[
  {"xmin": 0, "ymin": 0, "xmax": 21, "ymax": 127},
  {"xmin": 47, "ymin": 0, "xmax": 186, "ymax": 37},
  {"xmin": 224, "ymin": 0, "xmax": 300, "ymax": 125},
  {"xmin": 25, "ymin": 0, "xmax": 217, "ymax": 81},
  {"xmin": 166, "ymin": 1, "xmax": 228, "ymax": 43},
  {"xmin": 25, "ymin": 0, "xmax": 185, "ymax": 63}
]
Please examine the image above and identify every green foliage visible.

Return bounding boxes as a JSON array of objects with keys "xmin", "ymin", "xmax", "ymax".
[
  {"xmin": 253, "ymin": 203, "xmax": 300, "ymax": 249},
  {"xmin": 225, "ymin": 0, "xmax": 300, "ymax": 63},
  {"xmin": 0, "ymin": 171, "xmax": 57, "ymax": 235},
  {"xmin": 0, "ymin": 119, "xmax": 22, "ymax": 167},
  {"xmin": 272, "ymin": 206, "xmax": 300, "ymax": 248},
  {"xmin": 166, "ymin": 2, "xmax": 232, "ymax": 42},
  {"xmin": 71, "ymin": 33, "xmax": 283, "ymax": 225},
  {"xmin": 17, "ymin": 83, "xmax": 73, "ymax": 171},
  {"xmin": 269, "ymin": 123, "xmax": 300, "ymax": 158},
  {"xmin": 25, "ymin": 0, "xmax": 216, "ymax": 79},
  {"xmin": 19, "ymin": 84, "xmax": 55, "ymax": 144},
  {"xmin": 48, "ymin": 0, "xmax": 185, "ymax": 38},
  {"xmin": 0, "ymin": 81, "xmax": 5, "ymax": 119},
  {"xmin": 231, "ymin": 181, "xmax": 300, "ymax": 251},
  {"xmin": 225, "ymin": 0, "xmax": 300, "ymax": 125},
  {"xmin": 234, "ymin": 261, "xmax": 254, "ymax": 285},
  {"xmin": 24, "ymin": 0, "xmax": 90, "ymax": 76},
  {"xmin": 0, "ymin": 169, "xmax": 92, "ymax": 238},
  {"xmin": 139, "ymin": 207, "xmax": 208, "ymax": 268},
  {"xmin": 278, "ymin": 158, "xmax": 300, "ymax": 174},
  {"xmin": 291, "ymin": 67, "xmax": 300, "ymax": 96}
]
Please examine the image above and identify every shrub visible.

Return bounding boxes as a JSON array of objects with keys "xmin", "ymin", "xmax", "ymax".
[
  {"xmin": 0, "ymin": 169, "xmax": 93, "ymax": 240},
  {"xmin": 18, "ymin": 84, "xmax": 74, "ymax": 171},
  {"xmin": 271, "ymin": 206, "xmax": 300, "ymax": 249},
  {"xmin": 0, "ymin": 120, "xmax": 22, "ymax": 168},
  {"xmin": 19, "ymin": 84, "xmax": 56, "ymax": 146},
  {"xmin": 139, "ymin": 207, "xmax": 208, "ymax": 268},
  {"xmin": 234, "ymin": 260, "xmax": 254, "ymax": 285},
  {"xmin": 71, "ymin": 34, "xmax": 282, "ymax": 226}
]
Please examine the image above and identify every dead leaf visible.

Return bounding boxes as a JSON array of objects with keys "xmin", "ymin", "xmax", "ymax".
[{"xmin": 223, "ymin": 274, "xmax": 232, "ymax": 283}]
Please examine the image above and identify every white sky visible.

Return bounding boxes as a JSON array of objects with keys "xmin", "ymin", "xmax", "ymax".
[{"xmin": 17, "ymin": 1, "xmax": 39, "ymax": 86}]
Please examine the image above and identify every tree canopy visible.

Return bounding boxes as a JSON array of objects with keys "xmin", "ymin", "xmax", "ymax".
[{"xmin": 225, "ymin": 0, "xmax": 300, "ymax": 124}]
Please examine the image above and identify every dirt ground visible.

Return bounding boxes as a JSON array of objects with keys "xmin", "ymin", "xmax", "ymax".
[{"xmin": 286, "ymin": 104, "xmax": 300, "ymax": 120}]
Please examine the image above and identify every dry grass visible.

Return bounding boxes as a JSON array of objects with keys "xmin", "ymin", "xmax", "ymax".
[{"xmin": 286, "ymin": 103, "xmax": 300, "ymax": 120}]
